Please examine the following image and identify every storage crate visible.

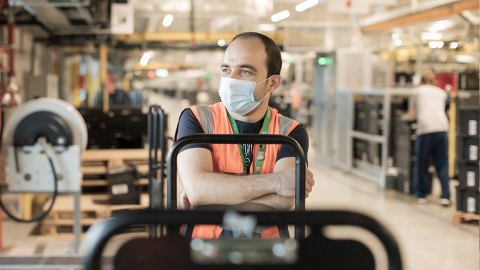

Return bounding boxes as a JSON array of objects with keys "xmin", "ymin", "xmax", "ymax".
[
  {"xmin": 457, "ymin": 108, "xmax": 479, "ymax": 137},
  {"xmin": 107, "ymin": 166, "xmax": 141, "ymax": 205},
  {"xmin": 457, "ymin": 162, "xmax": 479, "ymax": 190},
  {"xmin": 456, "ymin": 187, "xmax": 480, "ymax": 214},
  {"xmin": 457, "ymin": 71, "xmax": 479, "ymax": 91},
  {"xmin": 81, "ymin": 149, "xmax": 149, "ymax": 194},
  {"xmin": 456, "ymin": 136, "xmax": 479, "ymax": 162}
]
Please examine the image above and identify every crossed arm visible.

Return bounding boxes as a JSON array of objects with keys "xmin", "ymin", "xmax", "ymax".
[{"xmin": 178, "ymin": 147, "xmax": 314, "ymax": 210}]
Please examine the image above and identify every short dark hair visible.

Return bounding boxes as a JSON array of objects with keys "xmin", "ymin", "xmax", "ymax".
[{"xmin": 231, "ymin": 32, "xmax": 282, "ymax": 78}]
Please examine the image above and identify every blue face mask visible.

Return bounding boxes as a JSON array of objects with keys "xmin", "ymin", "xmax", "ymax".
[{"xmin": 219, "ymin": 76, "xmax": 272, "ymax": 115}]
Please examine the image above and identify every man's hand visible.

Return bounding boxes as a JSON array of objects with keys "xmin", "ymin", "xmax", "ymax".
[
  {"xmin": 180, "ymin": 191, "xmax": 191, "ymax": 210},
  {"xmin": 277, "ymin": 168, "xmax": 314, "ymax": 197}
]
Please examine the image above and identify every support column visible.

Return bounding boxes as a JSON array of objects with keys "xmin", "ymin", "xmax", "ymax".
[{"xmin": 99, "ymin": 42, "xmax": 108, "ymax": 113}]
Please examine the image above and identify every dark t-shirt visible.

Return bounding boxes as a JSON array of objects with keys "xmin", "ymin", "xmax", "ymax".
[{"xmin": 175, "ymin": 108, "xmax": 309, "ymax": 171}]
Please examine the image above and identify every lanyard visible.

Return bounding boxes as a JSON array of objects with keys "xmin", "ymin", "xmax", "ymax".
[{"xmin": 227, "ymin": 108, "xmax": 271, "ymax": 175}]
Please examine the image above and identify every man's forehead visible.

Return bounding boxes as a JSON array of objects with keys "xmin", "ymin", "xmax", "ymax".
[{"xmin": 223, "ymin": 38, "xmax": 267, "ymax": 67}]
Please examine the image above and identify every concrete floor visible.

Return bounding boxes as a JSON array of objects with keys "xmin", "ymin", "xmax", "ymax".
[{"xmin": 0, "ymin": 93, "xmax": 478, "ymax": 269}]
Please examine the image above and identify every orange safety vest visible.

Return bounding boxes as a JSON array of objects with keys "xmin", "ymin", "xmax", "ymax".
[{"xmin": 188, "ymin": 102, "xmax": 299, "ymax": 238}]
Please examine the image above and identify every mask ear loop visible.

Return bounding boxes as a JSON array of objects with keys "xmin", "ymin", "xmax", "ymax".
[{"xmin": 254, "ymin": 75, "xmax": 277, "ymax": 103}]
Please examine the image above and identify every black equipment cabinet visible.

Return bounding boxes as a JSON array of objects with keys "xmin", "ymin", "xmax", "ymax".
[
  {"xmin": 455, "ymin": 106, "xmax": 480, "ymax": 214},
  {"xmin": 78, "ymin": 108, "xmax": 148, "ymax": 149}
]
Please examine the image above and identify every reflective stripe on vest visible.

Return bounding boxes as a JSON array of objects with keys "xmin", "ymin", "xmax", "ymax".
[{"xmin": 191, "ymin": 102, "xmax": 299, "ymax": 174}]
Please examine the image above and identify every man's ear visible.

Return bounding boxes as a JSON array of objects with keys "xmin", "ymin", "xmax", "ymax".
[{"xmin": 268, "ymin": 75, "xmax": 282, "ymax": 92}]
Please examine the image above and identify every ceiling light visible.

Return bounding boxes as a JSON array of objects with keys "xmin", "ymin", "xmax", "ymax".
[
  {"xmin": 155, "ymin": 69, "xmax": 169, "ymax": 78},
  {"xmin": 427, "ymin": 19, "xmax": 455, "ymax": 33},
  {"xmin": 456, "ymin": 55, "xmax": 475, "ymax": 64},
  {"xmin": 271, "ymin": 10, "xmax": 290, "ymax": 23},
  {"xmin": 162, "ymin": 14, "xmax": 174, "ymax": 27},
  {"xmin": 139, "ymin": 51, "xmax": 153, "ymax": 67},
  {"xmin": 258, "ymin": 24, "xmax": 276, "ymax": 32},
  {"xmin": 428, "ymin": 41, "xmax": 444, "ymax": 49},
  {"xmin": 295, "ymin": 0, "xmax": 319, "ymax": 12},
  {"xmin": 421, "ymin": 32, "xmax": 442, "ymax": 40},
  {"xmin": 281, "ymin": 52, "xmax": 293, "ymax": 63},
  {"xmin": 217, "ymin": 39, "xmax": 226, "ymax": 47},
  {"xmin": 449, "ymin": 42, "xmax": 459, "ymax": 49}
]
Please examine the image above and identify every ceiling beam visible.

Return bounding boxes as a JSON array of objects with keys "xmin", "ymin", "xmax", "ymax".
[
  {"xmin": 115, "ymin": 32, "xmax": 284, "ymax": 43},
  {"xmin": 361, "ymin": 0, "xmax": 479, "ymax": 32}
]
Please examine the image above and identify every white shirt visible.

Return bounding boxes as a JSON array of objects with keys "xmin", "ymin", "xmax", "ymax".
[{"xmin": 410, "ymin": 84, "xmax": 449, "ymax": 135}]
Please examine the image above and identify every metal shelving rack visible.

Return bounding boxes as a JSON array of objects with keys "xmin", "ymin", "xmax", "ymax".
[{"xmin": 346, "ymin": 89, "xmax": 412, "ymax": 188}]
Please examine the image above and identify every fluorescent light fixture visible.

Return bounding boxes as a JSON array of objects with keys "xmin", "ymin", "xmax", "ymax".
[
  {"xmin": 295, "ymin": 0, "xmax": 319, "ymax": 12},
  {"xmin": 271, "ymin": 10, "xmax": 290, "ymax": 22},
  {"xmin": 428, "ymin": 41, "xmax": 444, "ymax": 49},
  {"xmin": 155, "ymin": 68, "xmax": 169, "ymax": 78},
  {"xmin": 258, "ymin": 23, "xmax": 276, "ymax": 32},
  {"xmin": 421, "ymin": 32, "xmax": 442, "ymax": 40},
  {"xmin": 455, "ymin": 55, "xmax": 474, "ymax": 64},
  {"xmin": 449, "ymin": 42, "xmax": 459, "ymax": 49},
  {"xmin": 217, "ymin": 39, "xmax": 226, "ymax": 47},
  {"xmin": 281, "ymin": 52, "xmax": 293, "ymax": 63},
  {"xmin": 428, "ymin": 19, "xmax": 455, "ymax": 32},
  {"xmin": 162, "ymin": 14, "xmax": 174, "ymax": 27},
  {"xmin": 139, "ymin": 51, "xmax": 153, "ymax": 67}
]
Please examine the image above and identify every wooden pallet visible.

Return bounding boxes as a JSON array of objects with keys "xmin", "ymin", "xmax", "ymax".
[
  {"xmin": 40, "ymin": 195, "xmax": 148, "ymax": 235},
  {"xmin": 81, "ymin": 149, "xmax": 152, "ymax": 193},
  {"xmin": 40, "ymin": 195, "xmax": 108, "ymax": 235},
  {"xmin": 451, "ymin": 211, "xmax": 480, "ymax": 224}
]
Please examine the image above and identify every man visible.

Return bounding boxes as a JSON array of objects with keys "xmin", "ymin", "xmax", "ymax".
[
  {"xmin": 404, "ymin": 68, "xmax": 450, "ymax": 206},
  {"xmin": 175, "ymin": 32, "xmax": 315, "ymax": 238}
]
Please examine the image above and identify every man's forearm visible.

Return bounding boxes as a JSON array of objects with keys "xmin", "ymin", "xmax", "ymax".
[
  {"xmin": 178, "ymin": 148, "xmax": 304, "ymax": 208},
  {"xmin": 249, "ymin": 194, "xmax": 294, "ymax": 210},
  {"xmin": 182, "ymin": 170, "xmax": 278, "ymax": 207}
]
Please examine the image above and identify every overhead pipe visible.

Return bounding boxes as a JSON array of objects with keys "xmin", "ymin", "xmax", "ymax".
[
  {"xmin": 8, "ymin": 0, "xmax": 91, "ymax": 7},
  {"xmin": 360, "ymin": 0, "xmax": 478, "ymax": 31}
]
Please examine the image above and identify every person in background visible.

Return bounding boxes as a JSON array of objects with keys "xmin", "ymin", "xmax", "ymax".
[
  {"xmin": 403, "ymin": 68, "xmax": 450, "ymax": 206},
  {"xmin": 175, "ymin": 32, "xmax": 315, "ymax": 238}
]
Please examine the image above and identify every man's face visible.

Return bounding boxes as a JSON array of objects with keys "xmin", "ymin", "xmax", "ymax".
[{"xmin": 221, "ymin": 37, "xmax": 270, "ymax": 101}]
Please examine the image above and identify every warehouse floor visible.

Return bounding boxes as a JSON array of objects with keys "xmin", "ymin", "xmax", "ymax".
[{"xmin": 0, "ymin": 93, "xmax": 478, "ymax": 270}]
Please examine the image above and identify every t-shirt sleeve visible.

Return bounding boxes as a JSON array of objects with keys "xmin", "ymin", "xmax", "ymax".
[
  {"xmin": 276, "ymin": 124, "xmax": 309, "ymax": 164},
  {"xmin": 175, "ymin": 108, "xmax": 210, "ymax": 151}
]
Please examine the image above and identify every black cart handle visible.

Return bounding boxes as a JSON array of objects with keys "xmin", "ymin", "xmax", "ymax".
[
  {"xmin": 167, "ymin": 134, "xmax": 306, "ymax": 211},
  {"xmin": 82, "ymin": 210, "xmax": 403, "ymax": 270}
]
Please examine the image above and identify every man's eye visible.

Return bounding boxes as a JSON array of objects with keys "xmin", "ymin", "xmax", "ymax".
[
  {"xmin": 222, "ymin": 68, "xmax": 230, "ymax": 73},
  {"xmin": 241, "ymin": 70, "xmax": 253, "ymax": 75}
]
